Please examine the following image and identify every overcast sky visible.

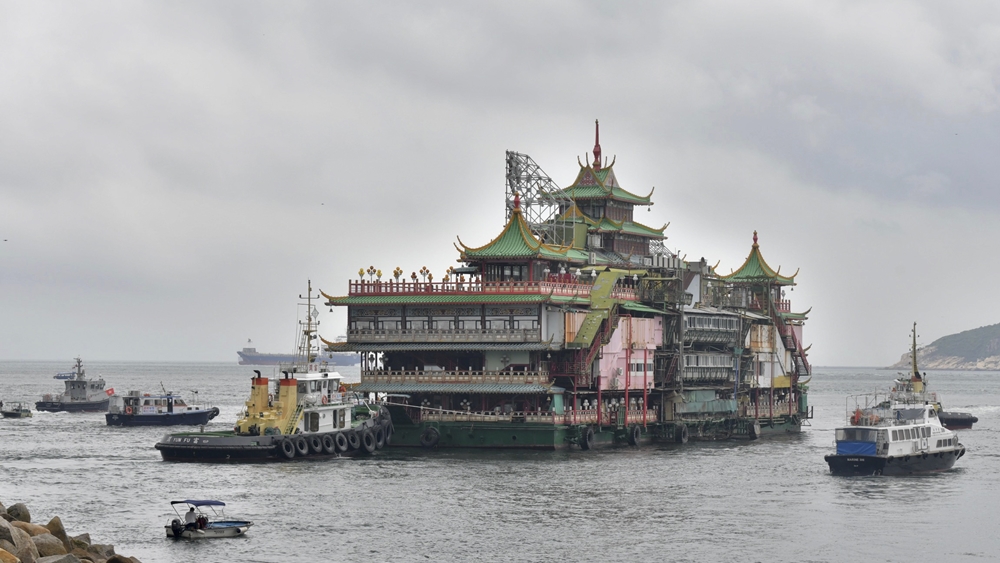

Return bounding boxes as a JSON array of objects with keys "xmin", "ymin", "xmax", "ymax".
[{"xmin": 2, "ymin": 1, "xmax": 1000, "ymax": 366}]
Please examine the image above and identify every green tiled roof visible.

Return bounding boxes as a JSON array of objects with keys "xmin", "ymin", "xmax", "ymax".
[
  {"xmin": 559, "ymin": 165, "xmax": 653, "ymax": 205},
  {"xmin": 458, "ymin": 208, "xmax": 583, "ymax": 261},
  {"xmin": 719, "ymin": 232, "xmax": 797, "ymax": 285},
  {"xmin": 325, "ymin": 294, "xmax": 551, "ymax": 306},
  {"xmin": 353, "ymin": 382, "xmax": 563, "ymax": 394},
  {"xmin": 620, "ymin": 302, "xmax": 670, "ymax": 315}
]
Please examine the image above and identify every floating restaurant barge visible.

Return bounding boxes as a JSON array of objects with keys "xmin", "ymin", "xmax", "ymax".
[{"xmin": 322, "ymin": 123, "xmax": 812, "ymax": 449}]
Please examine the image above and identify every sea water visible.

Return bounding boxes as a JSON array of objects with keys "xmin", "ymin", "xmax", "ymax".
[{"xmin": 1, "ymin": 362, "xmax": 997, "ymax": 562}]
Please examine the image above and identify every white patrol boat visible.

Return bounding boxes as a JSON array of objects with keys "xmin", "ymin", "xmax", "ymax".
[{"xmin": 825, "ymin": 393, "xmax": 966, "ymax": 476}]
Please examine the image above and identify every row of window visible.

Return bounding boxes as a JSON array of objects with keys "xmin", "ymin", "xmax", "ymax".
[
  {"xmin": 686, "ymin": 316, "xmax": 739, "ymax": 330},
  {"xmin": 628, "ymin": 362, "xmax": 655, "ymax": 373},
  {"xmin": 892, "ymin": 426, "xmax": 931, "ymax": 441},
  {"xmin": 683, "ymin": 354, "xmax": 733, "ymax": 368},
  {"xmin": 936, "ymin": 438, "xmax": 955, "ymax": 448}
]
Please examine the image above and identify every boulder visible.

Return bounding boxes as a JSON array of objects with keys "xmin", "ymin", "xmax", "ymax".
[
  {"xmin": 0, "ymin": 519, "xmax": 15, "ymax": 545},
  {"xmin": 68, "ymin": 537, "xmax": 87, "ymax": 549},
  {"xmin": 30, "ymin": 536, "xmax": 65, "ymax": 558},
  {"xmin": 67, "ymin": 549, "xmax": 89, "ymax": 562},
  {"xmin": 0, "ymin": 542, "xmax": 14, "ymax": 556},
  {"xmin": 6, "ymin": 506, "xmax": 29, "ymax": 524},
  {"xmin": 10, "ymin": 528, "xmax": 37, "ymax": 563},
  {"xmin": 10, "ymin": 524, "xmax": 47, "ymax": 538},
  {"xmin": 0, "ymin": 502, "xmax": 6, "ymax": 515},
  {"xmin": 84, "ymin": 545, "xmax": 113, "ymax": 560},
  {"xmin": 0, "ymin": 547, "xmax": 19, "ymax": 563},
  {"xmin": 105, "ymin": 557, "xmax": 134, "ymax": 563},
  {"xmin": 41, "ymin": 520, "xmax": 70, "ymax": 554},
  {"xmin": 36, "ymin": 556, "xmax": 81, "ymax": 563}
]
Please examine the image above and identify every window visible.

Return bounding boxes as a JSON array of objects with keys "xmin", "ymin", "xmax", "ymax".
[{"xmin": 892, "ymin": 430, "xmax": 899, "ymax": 441}]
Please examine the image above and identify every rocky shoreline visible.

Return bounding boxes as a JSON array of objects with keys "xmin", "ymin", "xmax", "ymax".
[{"xmin": 0, "ymin": 500, "xmax": 142, "ymax": 563}]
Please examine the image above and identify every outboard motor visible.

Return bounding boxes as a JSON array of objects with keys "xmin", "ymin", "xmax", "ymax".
[{"xmin": 170, "ymin": 519, "xmax": 183, "ymax": 539}]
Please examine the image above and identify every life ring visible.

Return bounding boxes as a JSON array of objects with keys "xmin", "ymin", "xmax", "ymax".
[
  {"xmin": 361, "ymin": 429, "xmax": 376, "ymax": 453},
  {"xmin": 320, "ymin": 434, "xmax": 335, "ymax": 454},
  {"xmin": 308, "ymin": 435, "xmax": 323, "ymax": 454},
  {"xmin": 295, "ymin": 436, "xmax": 309, "ymax": 456},
  {"xmin": 335, "ymin": 432, "xmax": 349, "ymax": 452},
  {"xmin": 124, "ymin": 406, "xmax": 132, "ymax": 415},
  {"xmin": 628, "ymin": 424, "xmax": 641, "ymax": 446},
  {"xmin": 321, "ymin": 395, "xmax": 328, "ymax": 405},
  {"xmin": 580, "ymin": 427, "xmax": 595, "ymax": 450},
  {"xmin": 420, "ymin": 426, "xmax": 440, "ymax": 448},
  {"xmin": 676, "ymin": 424, "xmax": 689, "ymax": 444},
  {"xmin": 280, "ymin": 438, "xmax": 296, "ymax": 459},
  {"xmin": 346, "ymin": 430, "xmax": 361, "ymax": 450},
  {"xmin": 381, "ymin": 419, "xmax": 394, "ymax": 446}
]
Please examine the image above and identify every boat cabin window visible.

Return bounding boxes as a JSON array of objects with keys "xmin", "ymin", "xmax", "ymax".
[
  {"xmin": 836, "ymin": 428, "xmax": 877, "ymax": 442},
  {"xmin": 892, "ymin": 430, "xmax": 898, "ymax": 441},
  {"xmin": 174, "ymin": 399, "xmax": 186, "ymax": 407}
]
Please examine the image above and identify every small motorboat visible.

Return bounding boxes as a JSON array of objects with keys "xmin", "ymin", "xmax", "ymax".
[
  {"xmin": 1, "ymin": 402, "xmax": 32, "ymax": 418},
  {"xmin": 165, "ymin": 500, "xmax": 252, "ymax": 539}
]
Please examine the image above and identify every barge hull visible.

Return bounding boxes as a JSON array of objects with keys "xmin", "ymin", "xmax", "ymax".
[
  {"xmin": 106, "ymin": 410, "xmax": 217, "ymax": 427},
  {"xmin": 35, "ymin": 399, "xmax": 109, "ymax": 413},
  {"xmin": 825, "ymin": 447, "xmax": 965, "ymax": 476}
]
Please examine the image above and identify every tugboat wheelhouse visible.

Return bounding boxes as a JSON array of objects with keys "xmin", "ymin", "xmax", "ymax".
[{"xmin": 322, "ymin": 122, "xmax": 814, "ymax": 449}]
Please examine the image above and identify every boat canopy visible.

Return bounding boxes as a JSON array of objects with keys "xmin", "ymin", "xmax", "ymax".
[{"xmin": 171, "ymin": 500, "xmax": 225, "ymax": 507}]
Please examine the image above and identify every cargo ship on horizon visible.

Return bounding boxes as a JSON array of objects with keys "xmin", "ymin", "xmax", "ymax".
[{"xmin": 238, "ymin": 339, "xmax": 359, "ymax": 366}]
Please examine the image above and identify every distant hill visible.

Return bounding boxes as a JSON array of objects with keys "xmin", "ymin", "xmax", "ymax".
[{"xmin": 887, "ymin": 322, "xmax": 1000, "ymax": 370}]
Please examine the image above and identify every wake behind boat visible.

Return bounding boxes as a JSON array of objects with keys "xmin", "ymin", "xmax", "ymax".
[
  {"xmin": 36, "ymin": 358, "xmax": 111, "ymax": 413},
  {"xmin": 825, "ymin": 393, "xmax": 965, "ymax": 476},
  {"xmin": 165, "ymin": 500, "xmax": 252, "ymax": 539}
]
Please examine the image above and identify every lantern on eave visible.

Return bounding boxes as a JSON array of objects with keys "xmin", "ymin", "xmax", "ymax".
[
  {"xmin": 419, "ymin": 266, "xmax": 429, "ymax": 281},
  {"xmin": 411, "ymin": 272, "xmax": 418, "ymax": 282},
  {"xmin": 358, "ymin": 268, "xmax": 365, "ymax": 280},
  {"xmin": 367, "ymin": 266, "xmax": 376, "ymax": 281},
  {"xmin": 393, "ymin": 267, "xmax": 403, "ymax": 281}
]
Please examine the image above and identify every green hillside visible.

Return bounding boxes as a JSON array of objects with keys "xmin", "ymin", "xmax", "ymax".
[{"xmin": 926, "ymin": 322, "xmax": 1000, "ymax": 361}]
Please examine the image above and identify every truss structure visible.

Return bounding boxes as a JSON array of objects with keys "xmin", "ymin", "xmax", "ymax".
[{"xmin": 505, "ymin": 151, "xmax": 575, "ymax": 245}]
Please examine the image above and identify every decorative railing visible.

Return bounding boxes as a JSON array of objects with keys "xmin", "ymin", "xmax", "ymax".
[
  {"xmin": 348, "ymin": 327, "xmax": 542, "ymax": 344},
  {"xmin": 345, "ymin": 279, "xmax": 638, "ymax": 300},
  {"xmin": 403, "ymin": 407, "xmax": 658, "ymax": 426},
  {"xmin": 363, "ymin": 369, "xmax": 550, "ymax": 385}
]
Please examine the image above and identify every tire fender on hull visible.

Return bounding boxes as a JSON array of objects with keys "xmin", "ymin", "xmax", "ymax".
[{"xmin": 420, "ymin": 426, "xmax": 440, "ymax": 448}]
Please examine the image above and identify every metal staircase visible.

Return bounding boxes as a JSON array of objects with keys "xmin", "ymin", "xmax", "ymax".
[{"xmin": 283, "ymin": 405, "xmax": 304, "ymax": 435}]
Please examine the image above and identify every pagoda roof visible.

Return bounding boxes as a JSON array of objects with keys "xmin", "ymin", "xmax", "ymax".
[
  {"xmin": 718, "ymin": 231, "xmax": 798, "ymax": 285},
  {"xmin": 586, "ymin": 216, "xmax": 666, "ymax": 238},
  {"xmin": 559, "ymin": 162, "xmax": 653, "ymax": 205},
  {"xmin": 457, "ymin": 207, "xmax": 588, "ymax": 263}
]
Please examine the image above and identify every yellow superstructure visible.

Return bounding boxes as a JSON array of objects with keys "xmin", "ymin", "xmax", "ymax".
[{"xmin": 235, "ymin": 374, "xmax": 300, "ymax": 435}]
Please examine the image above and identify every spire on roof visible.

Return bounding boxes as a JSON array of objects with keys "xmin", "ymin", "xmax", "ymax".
[
  {"xmin": 514, "ymin": 191, "xmax": 520, "ymax": 210},
  {"xmin": 592, "ymin": 119, "xmax": 602, "ymax": 171}
]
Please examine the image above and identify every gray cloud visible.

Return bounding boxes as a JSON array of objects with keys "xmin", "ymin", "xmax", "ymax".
[{"xmin": 2, "ymin": 1, "xmax": 1000, "ymax": 365}]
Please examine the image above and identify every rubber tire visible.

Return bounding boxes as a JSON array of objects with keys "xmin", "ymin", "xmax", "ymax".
[
  {"xmin": 580, "ymin": 427, "xmax": 595, "ymax": 450},
  {"xmin": 209, "ymin": 407, "xmax": 220, "ymax": 420},
  {"xmin": 749, "ymin": 420, "xmax": 761, "ymax": 440},
  {"xmin": 420, "ymin": 426, "xmax": 440, "ymax": 448},
  {"xmin": 628, "ymin": 425, "xmax": 641, "ymax": 446},
  {"xmin": 346, "ymin": 430, "xmax": 360, "ymax": 450},
  {"xmin": 295, "ymin": 436, "xmax": 309, "ymax": 456},
  {"xmin": 381, "ymin": 419, "xmax": 393, "ymax": 446},
  {"xmin": 321, "ymin": 434, "xmax": 336, "ymax": 455},
  {"xmin": 335, "ymin": 432, "xmax": 349, "ymax": 452},
  {"xmin": 308, "ymin": 435, "xmax": 323, "ymax": 454},
  {"xmin": 374, "ymin": 425, "xmax": 386, "ymax": 449},
  {"xmin": 675, "ymin": 424, "xmax": 689, "ymax": 444},
  {"xmin": 280, "ymin": 438, "xmax": 295, "ymax": 460},
  {"xmin": 361, "ymin": 429, "xmax": 376, "ymax": 453}
]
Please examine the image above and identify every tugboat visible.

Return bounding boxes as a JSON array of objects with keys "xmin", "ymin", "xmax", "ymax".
[
  {"xmin": 1, "ymin": 402, "xmax": 33, "ymax": 418},
  {"xmin": 155, "ymin": 281, "xmax": 392, "ymax": 462},
  {"xmin": 106, "ymin": 388, "xmax": 220, "ymax": 426},
  {"xmin": 893, "ymin": 323, "xmax": 978, "ymax": 430},
  {"xmin": 36, "ymin": 358, "xmax": 111, "ymax": 413},
  {"xmin": 825, "ymin": 393, "xmax": 965, "ymax": 476}
]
